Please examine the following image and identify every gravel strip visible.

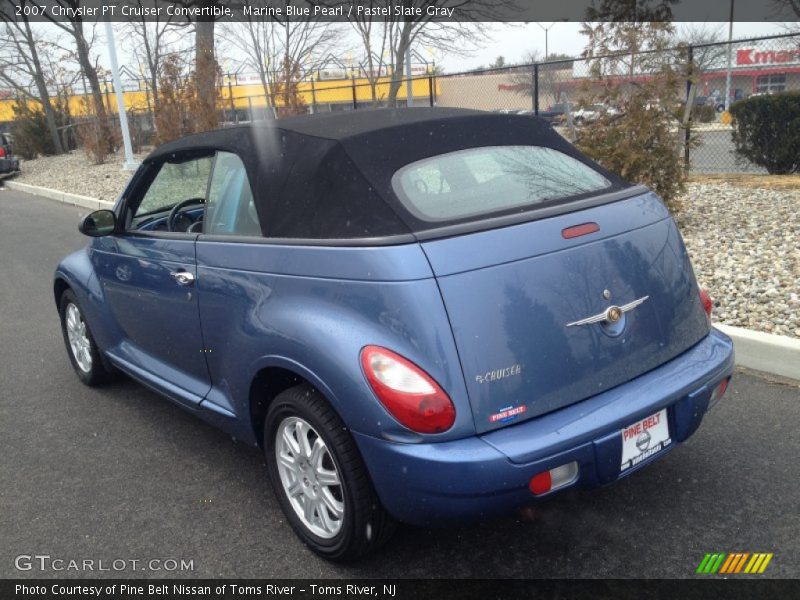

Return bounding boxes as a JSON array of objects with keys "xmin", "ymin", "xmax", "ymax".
[
  {"xmin": 678, "ymin": 183, "xmax": 800, "ymax": 338},
  {"xmin": 12, "ymin": 150, "xmax": 145, "ymax": 202},
  {"xmin": 9, "ymin": 154, "xmax": 799, "ymax": 338}
]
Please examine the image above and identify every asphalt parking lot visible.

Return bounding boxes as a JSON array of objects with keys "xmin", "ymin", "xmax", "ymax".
[
  {"xmin": 0, "ymin": 188, "xmax": 798, "ymax": 579},
  {"xmin": 689, "ymin": 130, "xmax": 765, "ymax": 175}
]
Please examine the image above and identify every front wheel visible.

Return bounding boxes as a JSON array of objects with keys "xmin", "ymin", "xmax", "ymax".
[
  {"xmin": 59, "ymin": 289, "xmax": 113, "ymax": 386},
  {"xmin": 264, "ymin": 385, "xmax": 395, "ymax": 561}
]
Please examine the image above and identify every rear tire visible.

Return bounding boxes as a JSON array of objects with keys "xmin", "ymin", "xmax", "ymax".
[
  {"xmin": 59, "ymin": 289, "xmax": 113, "ymax": 386},
  {"xmin": 264, "ymin": 385, "xmax": 396, "ymax": 561}
]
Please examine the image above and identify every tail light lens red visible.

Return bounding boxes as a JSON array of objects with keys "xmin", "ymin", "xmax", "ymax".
[
  {"xmin": 360, "ymin": 345, "xmax": 455, "ymax": 434},
  {"xmin": 699, "ymin": 288, "xmax": 713, "ymax": 319},
  {"xmin": 0, "ymin": 147, "xmax": 6, "ymax": 158}
]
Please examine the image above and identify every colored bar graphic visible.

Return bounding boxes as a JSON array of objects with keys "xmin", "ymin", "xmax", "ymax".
[
  {"xmin": 719, "ymin": 554, "xmax": 736, "ymax": 574},
  {"xmin": 701, "ymin": 553, "xmax": 726, "ymax": 573},
  {"xmin": 745, "ymin": 554, "xmax": 761, "ymax": 573},
  {"xmin": 719, "ymin": 553, "xmax": 739, "ymax": 574},
  {"xmin": 696, "ymin": 554, "xmax": 713, "ymax": 574},
  {"xmin": 758, "ymin": 554, "xmax": 773, "ymax": 573},
  {"xmin": 734, "ymin": 553, "xmax": 749, "ymax": 573},
  {"xmin": 712, "ymin": 553, "xmax": 727, "ymax": 573},
  {"xmin": 702, "ymin": 552, "xmax": 773, "ymax": 575}
]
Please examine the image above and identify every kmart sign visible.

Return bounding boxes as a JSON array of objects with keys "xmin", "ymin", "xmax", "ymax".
[{"xmin": 736, "ymin": 48, "xmax": 800, "ymax": 66}]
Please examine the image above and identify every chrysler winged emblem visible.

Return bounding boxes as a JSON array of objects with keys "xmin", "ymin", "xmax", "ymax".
[{"xmin": 565, "ymin": 296, "xmax": 649, "ymax": 327}]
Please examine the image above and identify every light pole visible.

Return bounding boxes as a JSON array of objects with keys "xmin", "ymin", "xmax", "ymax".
[
  {"xmin": 536, "ymin": 22, "xmax": 556, "ymax": 59},
  {"xmin": 405, "ymin": 47, "xmax": 413, "ymax": 107},
  {"xmin": 104, "ymin": 21, "xmax": 138, "ymax": 171},
  {"xmin": 723, "ymin": 0, "xmax": 735, "ymax": 111}
]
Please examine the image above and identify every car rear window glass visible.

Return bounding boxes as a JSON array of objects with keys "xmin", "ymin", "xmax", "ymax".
[{"xmin": 392, "ymin": 146, "xmax": 611, "ymax": 221}]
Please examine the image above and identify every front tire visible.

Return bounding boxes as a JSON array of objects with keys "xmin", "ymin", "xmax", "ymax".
[
  {"xmin": 264, "ymin": 385, "xmax": 395, "ymax": 561},
  {"xmin": 59, "ymin": 289, "xmax": 113, "ymax": 386}
]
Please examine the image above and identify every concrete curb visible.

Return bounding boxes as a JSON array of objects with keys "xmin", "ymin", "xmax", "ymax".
[
  {"xmin": 715, "ymin": 324, "xmax": 800, "ymax": 382},
  {"xmin": 3, "ymin": 180, "xmax": 113, "ymax": 211}
]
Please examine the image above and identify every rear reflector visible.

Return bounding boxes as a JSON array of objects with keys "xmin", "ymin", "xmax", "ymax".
[
  {"xmin": 709, "ymin": 377, "xmax": 731, "ymax": 409},
  {"xmin": 562, "ymin": 222, "xmax": 599, "ymax": 239},
  {"xmin": 700, "ymin": 288, "xmax": 713, "ymax": 319},
  {"xmin": 528, "ymin": 462, "xmax": 579, "ymax": 496}
]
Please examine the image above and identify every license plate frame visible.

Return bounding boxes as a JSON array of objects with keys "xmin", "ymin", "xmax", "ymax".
[{"xmin": 620, "ymin": 408, "xmax": 671, "ymax": 472}]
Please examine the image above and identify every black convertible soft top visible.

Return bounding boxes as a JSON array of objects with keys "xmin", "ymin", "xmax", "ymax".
[{"xmin": 144, "ymin": 108, "xmax": 632, "ymax": 242}]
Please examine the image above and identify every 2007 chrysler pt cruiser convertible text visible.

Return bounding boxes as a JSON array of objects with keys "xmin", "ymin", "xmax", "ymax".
[{"xmin": 55, "ymin": 108, "xmax": 734, "ymax": 560}]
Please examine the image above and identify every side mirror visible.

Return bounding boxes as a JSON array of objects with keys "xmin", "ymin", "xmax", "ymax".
[{"xmin": 79, "ymin": 209, "xmax": 116, "ymax": 237}]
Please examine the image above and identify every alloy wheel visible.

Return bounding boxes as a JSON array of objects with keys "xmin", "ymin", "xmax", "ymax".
[
  {"xmin": 65, "ymin": 303, "xmax": 92, "ymax": 373},
  {"xmin": 275, "ymin": 416, "xmax": 344, "ymax": 539}
]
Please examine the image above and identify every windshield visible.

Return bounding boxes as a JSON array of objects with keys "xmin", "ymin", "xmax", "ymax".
[{"xmin": 392, "ymin": 146, "xmax": 611, "ymax": 221}]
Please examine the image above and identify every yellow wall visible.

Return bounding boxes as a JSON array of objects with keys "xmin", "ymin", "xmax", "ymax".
[{"xmin": 0, "ymin": 76, "xmax": 439, "ymax": 122}]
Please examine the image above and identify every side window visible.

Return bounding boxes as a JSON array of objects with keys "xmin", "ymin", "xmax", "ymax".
[
  {"xmin": 135, "ymin": 156, "xmax": 213, "ymax": 219},
  {"xmin": 204, "ymin": 152, "xmax": 261, "ymax": 236}
]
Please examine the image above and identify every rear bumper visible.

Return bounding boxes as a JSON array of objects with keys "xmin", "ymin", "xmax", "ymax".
[
  {"xmin": 0, "ymin": 157, "xmax": 20, "ymax": 174},
  {"xmin": 354, "ymin": 328, "xmax": 734, "ymax": 525}
]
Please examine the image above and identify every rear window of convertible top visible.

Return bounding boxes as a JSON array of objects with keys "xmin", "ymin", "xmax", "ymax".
[{"xmin": 392, "ymin": 145, "xmax": 611, "ymax": 222}]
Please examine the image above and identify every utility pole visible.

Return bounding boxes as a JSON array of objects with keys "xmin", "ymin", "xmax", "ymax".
[
  {"xmin": 104, "ymin": 21, "xmax": 138, "ymax": 171},
  {"xmin": 723, "ymin": 0, "xmax": 735, "ymax": 111},
  {"xmin": 536, "ymin": 22, "xmax": 556, "ymax": 59}
]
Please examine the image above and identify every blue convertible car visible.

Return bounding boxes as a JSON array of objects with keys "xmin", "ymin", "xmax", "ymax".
[{"xmin": 55, "ymin": 108, "xmax": 734, "ymax": 559}]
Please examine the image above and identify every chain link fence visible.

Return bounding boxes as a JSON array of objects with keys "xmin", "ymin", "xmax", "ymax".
[
  {"xmin": 4, "ymin": 32, "xmax": 797, "ymax": 174},
  {"xmin": 208, "ymin": 31, "xmax": 800, "ymax": 174},
  {"xmin": 430, "ymin": 33, "xmax": 800, "ymax": 174}
]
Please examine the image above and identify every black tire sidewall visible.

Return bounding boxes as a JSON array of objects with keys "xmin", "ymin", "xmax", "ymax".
[
  {"xmin": 59, "ymin": 289, "xmax": 106, "ymax": 386},
  {"xmin": 264, "ymin": 387, "xmax": 368, "ymax": 560}
]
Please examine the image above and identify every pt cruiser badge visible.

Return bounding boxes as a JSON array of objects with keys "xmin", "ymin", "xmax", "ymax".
[
  {"xmin": 565, "ymin": 296, "xmax": 650, "ymax": 327},
  {"xmin": 475, "ymin": 364, "xmax": 522, "ymax": 384}
]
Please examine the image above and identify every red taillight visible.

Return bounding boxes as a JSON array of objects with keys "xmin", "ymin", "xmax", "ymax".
[
  {"xmin": 699, "ymin": 288, "xmax": 713, "ymax": 319},
  {"xmin": 0, "ymin": 147, "xmax": 6, "ymax": 158},
  {"xmin": 360, "ymin": 345, "xmax": 455, "ymax": 434},
  {"xmin": 562, "ymin": 222, "xmax": 599, "ymax": 239}
]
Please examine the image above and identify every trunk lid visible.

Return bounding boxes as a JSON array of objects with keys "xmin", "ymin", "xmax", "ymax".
[{"xmin": 421, "ymin": 191, "xmax": 709, "ymax": 434}]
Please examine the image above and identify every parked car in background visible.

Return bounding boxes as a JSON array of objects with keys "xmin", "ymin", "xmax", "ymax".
[
  {"xmin": 0, "ymin": 133, "xmax": 20, "ymax": 176},
  {"xmin": 573, "ymin": 103, "xmax": 622, "ymax": 124},
  {"xmin": 538, "ymin": 102, "xmax": 574, "ymax": 124},
  {"xmin": 55, "ymin": 108, "xmax": 734, "ymax": 560}
]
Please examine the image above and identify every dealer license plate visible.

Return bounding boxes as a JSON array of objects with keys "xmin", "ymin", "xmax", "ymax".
[{"xmin": 620, "ymin": 408, "xmax": 671, "ymax": 472}]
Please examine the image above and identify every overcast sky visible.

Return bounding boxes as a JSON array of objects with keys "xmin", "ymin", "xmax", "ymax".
[
  {"xmin": 435, "ymin": 22, "xmax": 792, "ymax": 71},
  {"xmin": 73, "ymin": 21, "xmax": 798, "ymax": 80}
]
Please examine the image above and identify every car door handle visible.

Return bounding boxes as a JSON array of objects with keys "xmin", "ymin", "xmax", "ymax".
[{"xmin": 170, "ymin": 271, "xmax": 195, "ymax": 286}]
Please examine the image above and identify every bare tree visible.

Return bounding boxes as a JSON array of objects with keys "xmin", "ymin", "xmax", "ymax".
[
  {"xmin": 33, "ymin": 0, "xmax": 113, "ymax": 154},
  {"xmin": 220, "ymin": 6, "xmax": 340, "ymax": 112},
  {"xmin": 348, "ymin": 1, "xmax": 393, "ymax": 106},
  {"xmin": 771, "ymin": 0, "xmax": 800, "ymax": 19},
  {"xmin": 330, "ymin": 0, "xmax": 511, "ymax": 107},
  {"xmin": 0, "ymin": 1, "xmax": 65, "ymax": 153},
  {"xmin": 192, "ymin": 1, "xmax": 217, "ymax": 126},
  {"xmin": 675, "ymin": 23, "xmax": 727, "ymax": 73},
  {"xmin": 382, "ymin": 6, "xmax": 504, "ymax": 107},
  {"xmin": 121, "ymin": 1, "xmax": 189, "ymax": 115},
  {"xmin": 581, "ymin": 21, "xmax": 676, "ymax": 81},
  {"xmin": 510, "ymin": 50, "xmax": 575, "ymax": 108}
]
